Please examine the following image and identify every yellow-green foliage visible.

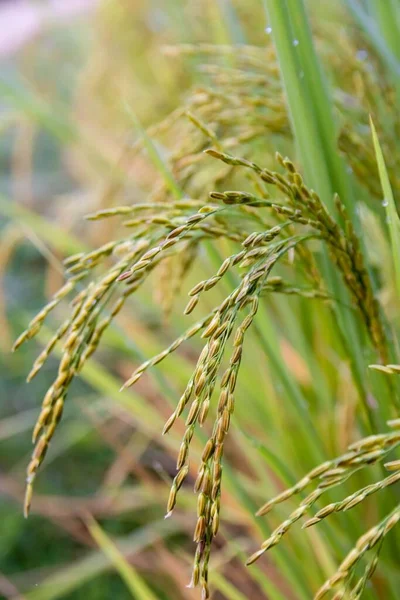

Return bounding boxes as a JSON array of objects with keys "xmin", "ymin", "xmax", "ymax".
[{"xmin": 4, "ymin": 1, "xmax": 400, "ymax": 599}]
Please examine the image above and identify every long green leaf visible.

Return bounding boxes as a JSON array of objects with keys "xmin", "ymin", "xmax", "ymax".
[
  {"xmin": 87, "ymin": 516, "xmax": 159, "ymax": 600},
  {"xmin": 24, "ymin": 520, "xmax": 178, "ymax": 600},
  {"xmin": 370, "ymin": 116, "xmax": 400, "ymax": 300}
]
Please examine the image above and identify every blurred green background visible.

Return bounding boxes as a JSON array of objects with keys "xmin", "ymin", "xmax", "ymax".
[{"xmin": 1, "ymin": 1, "xmax": 400, "ymax": 599}]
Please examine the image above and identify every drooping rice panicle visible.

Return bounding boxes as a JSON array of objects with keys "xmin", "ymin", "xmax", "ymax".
[
  {"xmin": 248, "ymin": 423, "xmax": 400, "ymax": 581},
  {"xmin": 313, "ymin": 505, "xmax": 400, "ymax": 600},
  {"xmin": 14, "ymin": 69, "xmax": 400, "ymax": 599},
  {"xmin": 12, "ymin": 275, "xmax": 85, "ymax": 352},
  {"xmin": 206, "ymin": 148, "xmax": 389, "ymax": 363}
]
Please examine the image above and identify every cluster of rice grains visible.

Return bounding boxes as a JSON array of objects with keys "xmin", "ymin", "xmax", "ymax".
[
  {"xmin": 206, "ymin": 148, "xmax": 388, "ymax": 363},
  {"xmin": 97, "ymin": 43, "xmax": 400, "ymax": 230},
  {"xmin": 13, "ymin": 39, "xmax": 400, "ymax": 598},
  {"xmin": 15, "ymin": 136, "xmax": 399, "ymax": 599},
  {"xmin": 248, "ymin": 420, "xmax": 400, "ymax": 600},
  {"xmin": 159, "ymin": 43, "xmax": 400, "ymax": 202}
]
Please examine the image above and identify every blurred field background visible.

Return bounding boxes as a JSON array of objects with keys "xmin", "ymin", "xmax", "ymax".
[{"xmin": 1, "ymin": 1, "xmax": 400, "ymax": 599}]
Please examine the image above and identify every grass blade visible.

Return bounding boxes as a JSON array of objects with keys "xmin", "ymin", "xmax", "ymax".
[
  {"xmin": 87, "ymin": 516, "xmax": 159, "ymax": 600},
  {"xmin": 370, "ymin": 116, "xmax": 400, "ymax": 300}
]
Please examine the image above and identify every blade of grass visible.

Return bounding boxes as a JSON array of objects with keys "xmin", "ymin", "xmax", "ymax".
[
  {"xmin": 285, "ymin": 1, "xmax": 353, "ymax": 206},
  {"xmin": 370, "ymin": 116, "xmax": 400, "ymax": 300},
  {"xmin": 23, "ymin": 520, "xmax": 179, "ymax": 600},
  {"xmin": 370, "ymin": 0, "xmax": 400, "ymax": 62},
  {"xmin": 262, "ymin": 0, "xmax": 332, "ymax": 205},
  {"xmin": 211, "ymin": 572, "xmax": 250, "ymax": 600},
  {"xmin": 87, "ymin": 516, "xmax": 159, "ymax": 600},
  {"xmin": 345, "ymin": 0, "xmax": 400, "ymax": 95},
  {"xmin": 123, "ymin": 102, "xmax": 183, "ymax": 200},
  {"xmin": 263, "ymin": 0, "xmax": 376, "ymax": 430}
]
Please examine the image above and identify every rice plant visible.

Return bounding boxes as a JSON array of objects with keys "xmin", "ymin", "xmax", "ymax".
[{"xmin": 6, "ymin": 0, "xmax": 400, "ymax": 598}]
